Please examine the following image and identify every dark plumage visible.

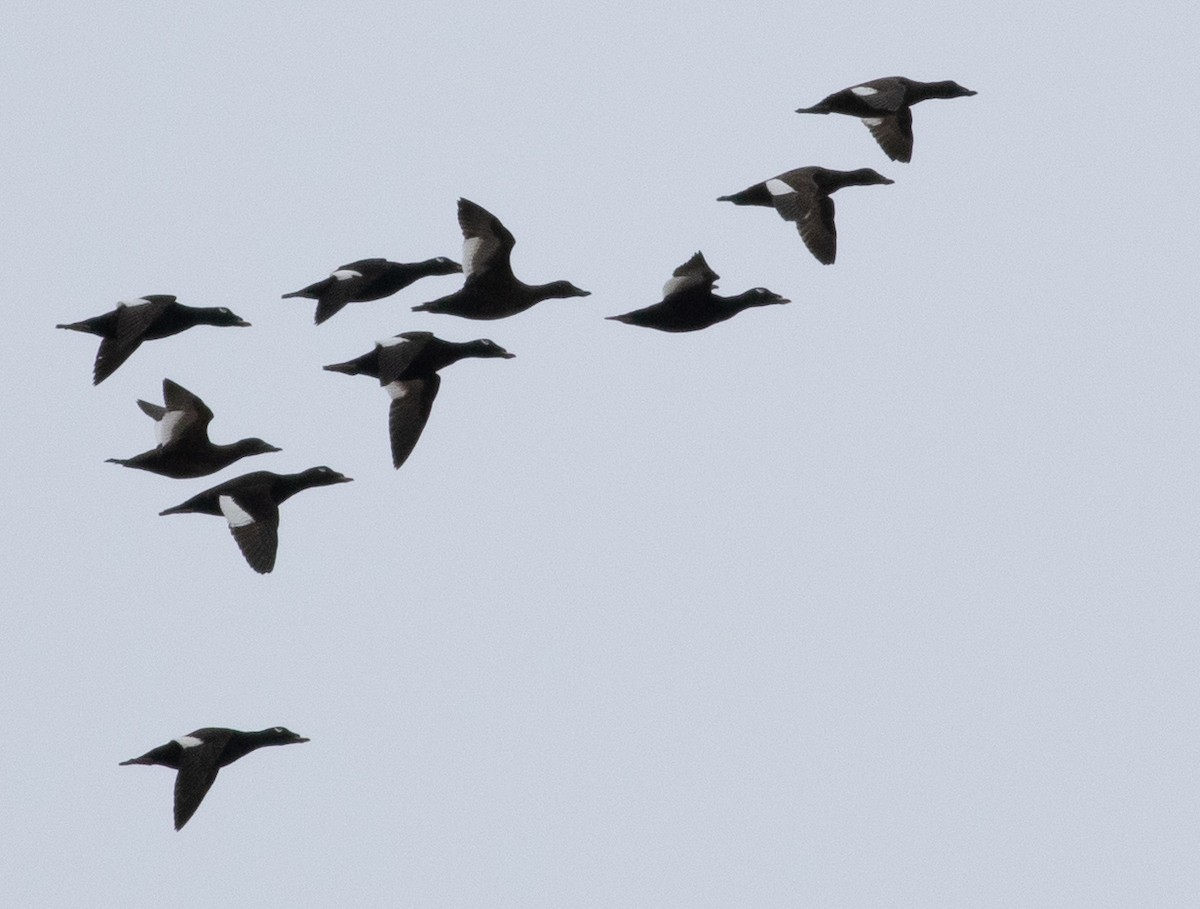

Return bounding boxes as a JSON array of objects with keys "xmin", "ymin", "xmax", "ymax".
[
  {"xmin": 106, "ymin": 378, "xmax": 280, "ymax": 478},
  {"xmin": 607, "ymin": 252, "xmax": 788, "ymax": 332},
  {"xmin": 795, "ymin": 77, "xmax": 976, "ymax": 162},
  {"xmin": 56, "ymin": 296, "xmax": 249, "ymax": 384},
  {"xmin": 120, "ymin": 726, "xmax": 309, "ymax": 830},
  {"xmin": 412, "ymin": 198, "xmax": 590, "ymax": 319},
  {"xmin": 324, "ymin": 331, "xmax": 514, "ymax": 468},
  {"xmin": 717, "ymin": 167, "xmax": 894, "ymax": 265},
  {"xmin": 159, "ymin": 467, "xmax": 352, "ymax": 573},
  {"xmin": 282, "ymin": 256, "xmax": 462, "ymax": 325}
]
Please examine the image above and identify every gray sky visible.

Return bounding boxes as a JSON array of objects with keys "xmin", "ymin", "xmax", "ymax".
[{"xmin": 3, "ymin": 1, "xmax": 1198, "ymax": 906}]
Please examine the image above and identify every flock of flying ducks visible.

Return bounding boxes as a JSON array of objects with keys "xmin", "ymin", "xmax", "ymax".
[{"xmin": 58, "ymin": 75, "xmax": 975, "ymax": 828}]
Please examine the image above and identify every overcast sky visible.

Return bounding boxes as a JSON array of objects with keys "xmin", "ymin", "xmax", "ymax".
[{"xmin": 3, "ymin": 1, "xmax": 1198, "ymax": 906}]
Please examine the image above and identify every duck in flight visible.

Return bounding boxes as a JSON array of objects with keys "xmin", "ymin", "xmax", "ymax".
[
  {"xmin": 106, "ymin": 378, "xmax": 279, "ymax": 478},
  {"xmin": 120, "ymin": 726, "xmax": 309, "ymax": 830},
  {"xmin": 57, "ymin": 296, "xmax": 249, "ymax": 385},
  {"xmin": 607, "ymin": 252, "xmax": 788, "ymax": 332},
  {"xmin": 324, "ymin": 331, "xmax": 514, "ymax": 469},
  {"xmin": 412, "ymin": 198, "xmax": 590, "ymax": 319},
  {"xmin": 159, "ymin": 466, "xmax": 352, "ymax": 573},
  {"xmin": 283, "ymin": 256, "xmax": 462, "ymax": 325},
  {"xmin": 795, "ymin": 77, "xmax": 976, "ymax": 162},
  {"xmin": 718, "ymin": 166, "xmax": 893, "ymax": 265}
]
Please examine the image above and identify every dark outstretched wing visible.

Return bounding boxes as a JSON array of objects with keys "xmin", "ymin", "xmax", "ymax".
[
  {"xmin": 313, "ymin": 287, "xmax": 357, "ymax": 325},
  {"xmin": 863, "ymin": 107, "xmax": 914, "ymax": 163},
  {"xmin": 662, "ymin": 252, "xmax": 719, "ymax": 299},
  {"xmin": 850, "ymin": 79, "xmax": 906, "ymax": 112},
  {"xmin": 173, "ymin": 731, "xmax": 233, "ymax": 830},
  {"xmin": 136, "ymin": 399, "xmax": 167, "ymax": 421},
  {"xmin": 92, "ymin": 297, "xmax": 173, "ymax": 384},
  {"xmin": 217, "ymin": 490, "xmax": 281, "ymax": 574},
  {"xmin": 158, "ymin": 379, "xmax": 214, "ymax": 446},
  {"xmin": 458, "ymin": 198, "xmax": 516, "ymax": 281},
  {"xmin": 304, "ymin": 260, "xmax": 387, "ymax": 323},
  {"xmin": 767, "ymin": 176, "xmax": 837, "ymax": 265},
  {"xmin": 387, "ymin": 374, "xmax": 440, "ymax": 468},
  {"xmin": 795, "ymin": 195, "xmax": 837, "ymax": 265},
  {"xmin": 376, "ymin": 332, "xmax": 434, "ymax": 385}
]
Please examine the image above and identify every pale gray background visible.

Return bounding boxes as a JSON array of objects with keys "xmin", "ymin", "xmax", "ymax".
[{"xmin": 2, "ymin": 1, "xmax": 1197, "ymax": 906}]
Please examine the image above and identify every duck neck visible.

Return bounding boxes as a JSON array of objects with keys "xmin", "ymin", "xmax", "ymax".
[
  {"xmin": 719, "ymin": 290, "xmax": 768, "ymax": 311},
  {"xmin": 272, "ymin": 471, "xmax": 314, "ymax": 505},
  {"xmin": 820, "ymin": 168, "xmax": 884, "ymax": 192},
  {"xmin": 221, "ymin": 729, "xmax": 276, "ymax": 764},
  {"xmin": 912, "ymin": 80, "xmax": 964, "ymax": 102}
]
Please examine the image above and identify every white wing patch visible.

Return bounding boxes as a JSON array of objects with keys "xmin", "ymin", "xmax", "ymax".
[
  {"xmin": 385, "ymin": 380, "xmax": 410, "ymax": 400},
  {"xmin": 118, "ymin": 298, "xmax": 153, "ymax": 308},
  {"xmin": 156, "ymin": 410, "xmax": 187, "ymax": 446},
  {"xmin": 378, "ymin": 336, "xmax": 408, "ymax": 348},
  {"xmin": 861, "ymin": 117, "xmax": 884, "ymax": 127},
  {"xmin": 661, "ymin": 275, "xmax": 692, "ymax": 297},
  {"xmin": 766, "ymin": 178, "xmax": 794, "ymax": 197},
  {"xmin": 218, "ymin": 495, "xmax": 256, "ymax": 528},
  {"xmin": 851, "ymin": 85, "xmax": 879, "ymax": 96},
  {"xmin": 331, "ymin": 269, "xmax": 362, "ymax": 281},
  {"xmin": 462, "ymin": 237, "xmax": 486, "ymax": 278},
  {"xmin": 174, "ymin": 735, "xmax": 204, "ymax": 749}
]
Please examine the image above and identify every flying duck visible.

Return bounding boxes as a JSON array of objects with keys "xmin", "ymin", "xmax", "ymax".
[
  {"xmin": 159, "ymin": 467, "xmax": 352, "ymax": 573},
  {"xmin": 607, "ymin": 252, "xmax": 788, "ymax": 332},
  {"xmin": 795, "ymin": 77, "xmax": 976, "ymax": 162},
  {"xmin": 120, "ymin": 726, "xmax": 309, "ymax": 830},
  {"xmin": 717, "ymin": 167, "xmax": 894, "ymax": 264},
  {"xmin": 282, "ymin": 256, "xmax": 462, "ymax": 325},
  {"xmin": 412, "ymin": 198, "xmax": 590, "ymax": 319},
  {"xmin": 323, "ymin": 331, "xmax": 514, "ymax": 468},
  {"xmin": 56, "ymin": 296, "xmax": 249, "ymax": 385},
  {"xmin": 106, "ymin": 378, "xmax": 280, "ymax": 478}
]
